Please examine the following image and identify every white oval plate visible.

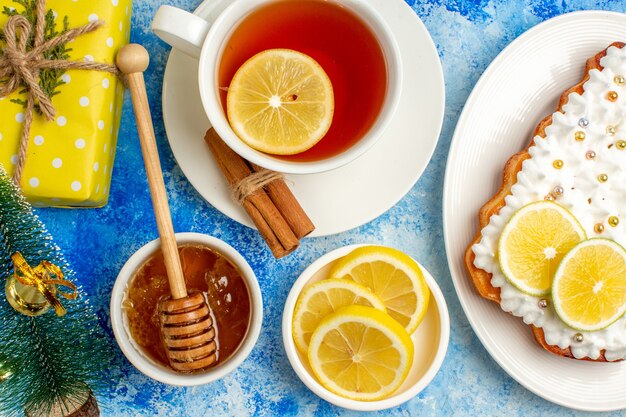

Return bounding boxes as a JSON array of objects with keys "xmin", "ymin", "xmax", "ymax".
[
  {"xmin": 443, "ymin": 11, "xmax": 626, "ymax": 412},
  {"xmin": 161, "ymin": 0, "xmax": 444, "ymax": 237}
]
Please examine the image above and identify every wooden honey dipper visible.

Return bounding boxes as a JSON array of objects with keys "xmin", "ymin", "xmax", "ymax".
[{"xmin": 117, "ymin": 44, "xmax": 217, "ymax": 372}]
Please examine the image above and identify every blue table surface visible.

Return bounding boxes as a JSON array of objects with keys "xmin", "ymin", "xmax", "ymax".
[{"xmin": 34, "ymin": 0, "xmax": 626, "ymax": 416}]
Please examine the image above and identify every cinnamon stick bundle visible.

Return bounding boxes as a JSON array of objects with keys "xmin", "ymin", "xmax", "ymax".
[{"xmin": 205, "ymin": 128, "xmax": 315, "ymax": 258}]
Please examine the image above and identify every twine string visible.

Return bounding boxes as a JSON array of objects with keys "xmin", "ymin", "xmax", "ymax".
[
  {"xmin": 232, "ymin": 168, "xmax": 284, "ymax": 203},
  {"xmin": 0, "ymin": 0, "xmax": 123, "ymax": 185}
]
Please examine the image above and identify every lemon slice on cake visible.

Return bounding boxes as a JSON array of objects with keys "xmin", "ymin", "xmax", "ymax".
[
  {"xmin": 292, "ymin": 278, "xmax": 386, "ymax": 354},
  {"xmin": 328, "ymin": 246, "xmax": 430, "ymax": 334},
  {"xmin": 308, "ymin": 305, "xmax": 413, "ymax": 401},
  {"xmin": 498, "ymin": 201, "xmax": 586, "ymax": 296},
  {"xmin": 226, "ymin": 48, "xmax": 334, "ymax": 155},
  {"xmin": 552, "ymin": 239, "xmax": 626, "ymax": 331}
]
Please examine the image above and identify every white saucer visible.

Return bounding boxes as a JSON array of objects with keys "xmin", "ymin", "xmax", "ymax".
[{"xmin": 161, "ymin": 0, "xmax": 444, "ymax": 237}]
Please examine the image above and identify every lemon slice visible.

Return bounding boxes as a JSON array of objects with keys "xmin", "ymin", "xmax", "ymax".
[
  {"xmin": 292, "ymin": 278, "xmax": 386, "ymax": 355},
  {"xmin": 328, "ymin": 246, "xmax": 430, "ymax": 334},
  {"xmin": 308, "ymin": 305, "xmax": 413, "ymax": 401},
  {"xmin": 226, "ymin": 48, "xmax": 334, "ymax": 155},
  {"xmin": 552, "ymin": 239, "xmax": 626, "ymax": 331},
  {"xmin": 498, "ymin": 201, "xmax": 586, "ymax": 296}
]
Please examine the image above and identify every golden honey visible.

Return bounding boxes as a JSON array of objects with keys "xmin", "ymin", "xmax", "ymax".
[{"xmin": 124, "ymin": 245, "xmax": 251, "ymax": 370}]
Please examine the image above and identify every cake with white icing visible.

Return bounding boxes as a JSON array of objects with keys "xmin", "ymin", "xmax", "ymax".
[{"xmin": 465, "ymin": 42, "xmax": 626, "ymax": 361}]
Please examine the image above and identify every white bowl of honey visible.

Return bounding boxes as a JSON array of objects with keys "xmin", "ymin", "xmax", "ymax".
[{"xmin": 111, "ymin": 232, "xmax": 262, "ymax": 386}]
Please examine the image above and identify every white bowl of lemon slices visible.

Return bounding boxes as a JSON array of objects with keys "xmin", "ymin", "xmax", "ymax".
[{"xmin": 282, "ymin": 245, "xmax": 450, "ymax": 411}]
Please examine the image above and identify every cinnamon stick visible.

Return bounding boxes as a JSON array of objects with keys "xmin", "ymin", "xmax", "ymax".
[
  {"xmin": 249, "ymin": 162, "xmax": 315, "ymax": 239},
  {"xmin": 205, "ymin": 128, "xmax": 300, "ymax": 258}
]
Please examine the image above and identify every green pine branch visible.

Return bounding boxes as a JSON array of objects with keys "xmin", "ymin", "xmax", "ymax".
[{"xmin": 0, "ymin": 164, "xmax": 115, "ymax": 417}]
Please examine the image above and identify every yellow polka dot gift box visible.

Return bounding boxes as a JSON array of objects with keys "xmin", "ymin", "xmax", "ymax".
[{"xmin": 0, "ymin": 0, "xmax": 131, "ymax": 207}]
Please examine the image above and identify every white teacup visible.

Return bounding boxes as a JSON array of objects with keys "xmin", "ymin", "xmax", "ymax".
[{"xmin": 152, "ymin": 0, "xmax": 402, "ymax": 174}]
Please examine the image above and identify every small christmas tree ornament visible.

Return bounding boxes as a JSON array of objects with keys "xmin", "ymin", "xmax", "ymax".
[
  {"xmin": 6, "ymin": 252, "xmax": 77, "ymax": 317},
  {"xmin": 0, "ymin": 163, "xmax": 112, "ymax": 417},
  {"xmin": 5, "ymin": 273, "xmax": 51, "ymax": 317}
]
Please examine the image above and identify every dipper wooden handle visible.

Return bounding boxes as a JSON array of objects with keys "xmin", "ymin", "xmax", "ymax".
[
  {"xmin": 117, "ymin": 44, "xmax": 217, "ymax": 371},
  {"xmin": 117, "ymin": 44, "xmax": 187, "ymax": 300}
]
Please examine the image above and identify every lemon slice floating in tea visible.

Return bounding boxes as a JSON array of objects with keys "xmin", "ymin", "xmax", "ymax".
[
  {"xmin": 498, "ymin": 201, "xmax": 586, "ymax": 296},
  {"xmin": 308, "ymin": 305, "xmax": 413, "ymax": 401},
  {"xmin": 226, "ymin": 48, "xmax": 334, "ymax": 155},
  {"xmin": 552, "ymin": 239, "xmax": 626, "ymax": 331},
  {"xmin": 292, "ymin": 278, "xmax": 386, "ymax": 355},
  {"xmin": 328, "ymin": 246, "xmax": 430, "ymax": 334}
]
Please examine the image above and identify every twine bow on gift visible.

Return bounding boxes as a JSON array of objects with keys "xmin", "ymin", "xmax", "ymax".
[
  {"xmin": 11, "ymin": 252, "xmax": 77, "ymax": 317},
  {"xmin": 0, "ymin": 0, "xmax": 122, "ymax": 185}
]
